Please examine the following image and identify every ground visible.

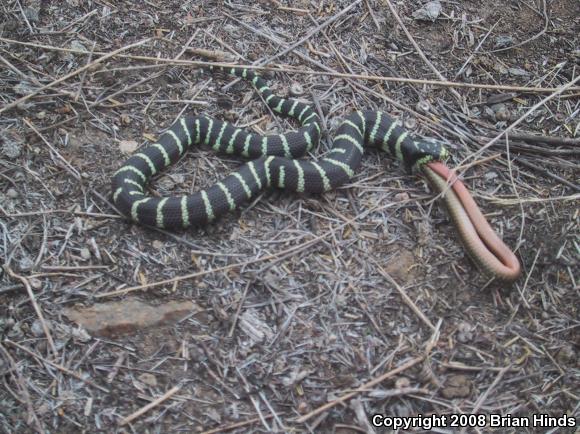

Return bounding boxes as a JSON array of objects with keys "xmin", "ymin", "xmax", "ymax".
[{"xmin": 0, "ymin": 0, "xmax": 579, "ymax": 433}]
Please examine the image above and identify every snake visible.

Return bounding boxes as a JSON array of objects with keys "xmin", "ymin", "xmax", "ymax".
[{"xmin": 112, "ymin": 66, "xmax": 521, "ymax": 282}]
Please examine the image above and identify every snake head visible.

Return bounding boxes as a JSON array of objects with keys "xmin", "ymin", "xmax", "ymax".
[{"xmin": 405, "ymin": 140, "xmax": 449, "ymax": 173}]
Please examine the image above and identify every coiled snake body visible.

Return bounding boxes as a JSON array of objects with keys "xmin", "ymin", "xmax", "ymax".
[{"xmin": 112, "ymin": 66, "xmax": 521, "ymax": 282}]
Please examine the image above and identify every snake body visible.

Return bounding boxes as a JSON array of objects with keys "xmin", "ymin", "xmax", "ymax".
[
  {"xmin": 112, "ymin": 66, "xmax": 446, "ymax": 227},
  {"xmin": 112, "ymin": 66, "xmax": 521, "ymax": 282}
]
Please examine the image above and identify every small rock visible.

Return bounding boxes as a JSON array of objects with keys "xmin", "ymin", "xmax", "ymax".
[
  {"xmin": 66, "ymin": 325, "xmax": 91, "ymax": 343},
  {"xmin": 63, "ymin": 298, "xmax": 199, "ymax": 337},
  {"xmin": 19, "ymin": 256, "xmax": 34, "ymax": 271},
  {"xmin": 30, "ymin": 278, "xmax": 42, "ymax": 289},
  {"xmin": 14, "ymin": 81, "xmax": 35, "ymax": 96},
  {"xmin": 138, "ymin": 373, "xmax": 158, "ymax": 387},
  {"xmin": 556, "ymin": 345, "xmax": 576, "ymax": 365},
  {"xmin": 224, "ymin": 110, "xmax": 237, "ymax": 123},
  {"xmin": 296, "ymin": 400, "xmax": 309, "ymax": 414},
  {"xmin": 508, "ymin": 67, "xmax": 530, "ymax": 77},
  {"xmin": 412, "ymin": 1, "xmax": 441, "ymax": 22},
  {"xmin": 157, "ymin": 177, "xmax": 175, "ymax": 190},
  {"xmin": 394, "ymin": 192, "xmax": 410, "ymax": 202},
  {"xmin": 384, "ymin": 248, "xmax": 415, "ymax": 283},
  {"xmin": 239, "ymin": 309, "xmax": 274, "ymax": 344},
  {"xmin": 415, "ymin": 100, "xmax": 431, "ymax": 114},
  {"xmin": 456, "ymin": 321, "xmax": 474, "ymax": 343},
  {"xmin": 493, "ymin": 62, "xmax": 508, "ymax": 75},
  {"xmin": 119, "ymin": 140, "xmax": 139, "ymax": 154},
  {"xmin": 1, "ymin": 130, "xmax": 23, "ymax": 159},
  {"xmin": 23, "ymin": 7, "xmax": 40, "ymax": 22},
  {"xmin": 404, "ymin": 117, "xmax": 417, "ymax": 129},
  {"xmin": 441, "ymin": 374, "xmax": 471, "ymax": 399},
  {"xmin": 6, "ymin": 188, "xmax": 18, "ymax": 199},
  {"xmin": 216, "ymin": 96, "xmax": 233, "ymax": 110},
  {"xmin": 494, "ymin": 35, "xmax": 513, "ymax": 49},
  {"xmin": 395, "ymin": 377, "xmax": 410, "ymax": 389},
  {"xmin": 491, "ymin": 103, "xmax": 510, "ymax": 122},
  {"xmin": 31, "ymin": 319, "xmax": 50, "ymax": 337},
  {"xmin": 80, "ymin": 247, "xmax": 91, "ymax": 260},
  {"xmin": 289, "ymin": 83, "xmax": 304, "ymax": 97},
  {"xmin": 484, "ymin": 171, "xmax": 498, "ymax": 180},
  {"xmin": 70, "ymin": 40, "xmax": 87, "ymax": 52}
]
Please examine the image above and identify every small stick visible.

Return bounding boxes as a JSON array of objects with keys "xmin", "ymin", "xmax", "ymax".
[
  {"xmin": 1, "ymin": 38, "xmax": 577, "ymax": 94},
  {"xmin": 485, "ymin": 0, "xmax": 549, "ymax": 53},
  {"xmin": 4, "ymin": 267, "xmax": 57, "ymax": 356},
  {"xmin": 296, "ymin": 320, "xmax": 441, "ymax": 423},
  {"xmin": 456, "ymin": 74, "xmax": 580, "ymax": 169},
  {"xmin": 23, "ymin": 118, "xmax": 82, "ymax": 180},
  {"xmin": 4, "ymin": 339, "xmax": 109, "ymax": 393},
  {"xmin": 374, "ymin": 262, "xmax": 435, "ymax": 331},
  {"xmin": 95, "ymin": 204, "xmax": 386, "ymax": 298},
  {"xmin": 0, "ymin": 343, "xmax": 45, "ymax": 433},
  {"xmin": 484, "ymin": 193, "xmax": 579, "ymax": 206},
  {"xmin": 382, "ymin": 0, "xmax": 463, "ymax": 105},
  {"xmin": 459, "ymin": 366, "xmax": 511, "ymax": 434},
  {"xmin": 89, "ymin": 71, "xmax": 164, "ymax": 108},
  {"xmin": 75, "ymin": 41, "xmax": 96, "ymax": 101},
  {"xmin": 228, "ymin": 281, "xmax": 251, "ymax": 338},
  {"xmin": 505, "ymin": 132, "xmax": 580, "ymax": 147},
  {"xmin": 455, "ymin": 20, "xmax": 500, "ymax": 79},
  {"xmin": 15, "ymin": 0, "xmax": 34, "ymax": 33},
  {"xmin": 515, "ymin": 158, "xmax": 580, "ymax": 192},
  {"xmin": 118, "ymin": 386, "xmax": 180, "ymax": 426},
  {"xmin": 200, "ymin": 414, "xmax": 276, "ymax": 434},
  {"xmin": 0, "ymin": 37, "xmax": 152, "ymax": 114},
  {"xmin": 261, "ymin": 0, "xmax": 362, "ymax": 65}
]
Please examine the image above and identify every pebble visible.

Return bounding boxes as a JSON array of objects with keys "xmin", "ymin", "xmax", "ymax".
[
  {"xmin": 441, "ymin": 374, "xmax": 471, "ymax": 399},
  {"xmin": 19, "ymin": 256, "xmax": 34, "ymax": 270},
  {"xmin": 395, "ymin": 192, "xmax": 410, "ymax": 202},
  {"xmin": 412, "ymin": 0, "xmax": 442, "ymax": 22},
  {"xmin": 404, "ymin": 117, "xmax": 417, "ymax": 129},
  {"xmin": 289, "ymin": 83, "xmax": 304, "ymax": 97},
  {"xmin": 119, "ymin": 140, "xmax": 138, "ymax": 154},
  {"xmin": 6, "ymin": 188, "xmax": 18, "ymax": 198},
  {"xmin": 80, "ymin": 247, "xmax": 91, "ymax": 260},
  {"xmin": 296, "ymin": 401, "xmax": 309, "ymax": 414},
  {"xmin": 14, "ymin": 81, "xmax": 35, "ymax": 96},
  {"xmin": 138, "ymin": 373, "xmax": 158, "ymax": 387},
  {"xmin": 395, "ymin": 376, "xmax": 410, "ymax": 389},
  {"xmin": 494, "ymin": 35, "xmax": 513, "ymax": 49},
  {"xmin": 556, "ymin": 345, "xmax": 576, "ymax": 365},
  {"xmin": 1, "ymin": 135, "xmax": 22, "ymax": 159},
  {"xmin": 31, "ymin": 319, "xmax": 50, "ymax": 337},
  {"xmin": 456, "ymin": 321, "xmax": 474, "ymax": 343},
  {"xmin": 23, "ymin": 7, "xmax": 40, "ymax": 22},
  {"xmin": 415, "ymin": 100, "xmax": 431, "ymax": 114},
  {"xmin": 30, "ymin": 278, "xmax": 42, "ymax": 289},
  {"xmin": 491, "ymin": 103, "xmax": 510, "ymax": 122}
]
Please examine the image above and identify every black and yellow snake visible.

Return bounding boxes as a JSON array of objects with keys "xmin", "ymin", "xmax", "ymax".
[{"xmin": 112, "ymin": 66, "xmax": 520, "ymax": 282}]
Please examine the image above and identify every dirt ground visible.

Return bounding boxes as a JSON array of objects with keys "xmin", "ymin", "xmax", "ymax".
[{"xmin": 0, "ymin": 0, "xmax": 579, "ymax": 433}]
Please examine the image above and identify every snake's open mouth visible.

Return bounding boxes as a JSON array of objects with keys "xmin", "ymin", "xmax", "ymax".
[{"xmin": 423, "ymin": 161, "xmax": 521, "ymax": 283}]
